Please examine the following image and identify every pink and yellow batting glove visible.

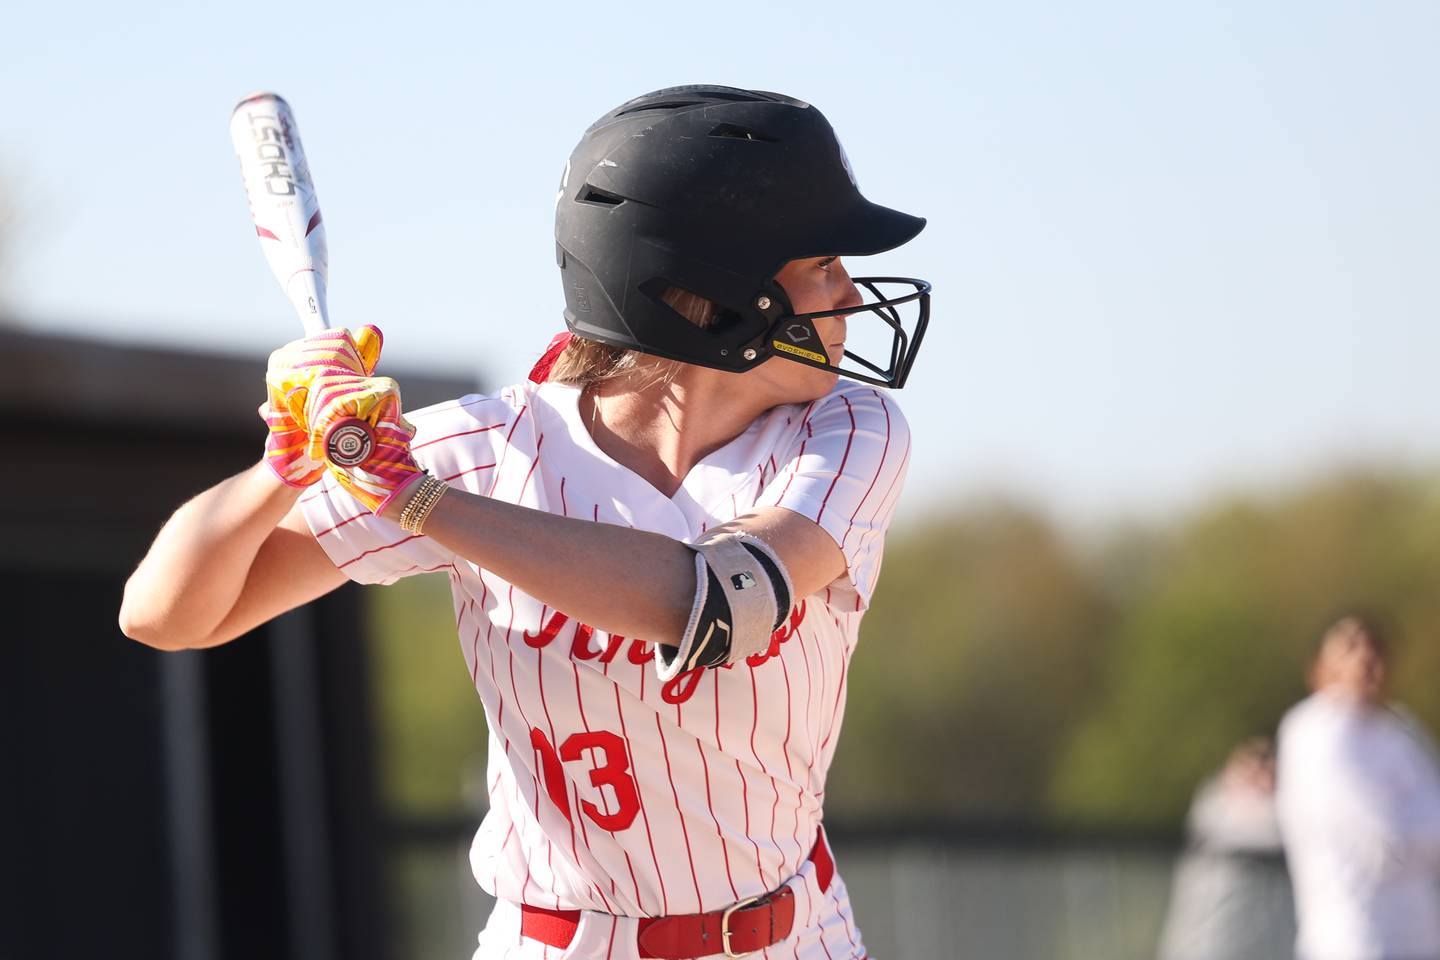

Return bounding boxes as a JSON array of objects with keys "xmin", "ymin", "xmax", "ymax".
[
  {"xmin": 262, "ymin": 326, "xmax": 385, "ymax": 486},
  {"xmin": 304, "ymin": 371, "xmax": 426, "ymax": 514}
]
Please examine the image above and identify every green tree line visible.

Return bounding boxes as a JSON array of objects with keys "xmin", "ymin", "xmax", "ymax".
[{"xmin": 368, "ymin": 468, "xmax": 1440, "ymax": 831}]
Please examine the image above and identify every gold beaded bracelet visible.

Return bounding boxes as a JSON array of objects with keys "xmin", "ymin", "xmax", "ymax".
[
  {"xmin": 396, "ymin": 477, "xmax": 428, "ymax": 531},
  {"xmin": 399, "ymin": 477, "xmax": 443, "ymax": 534},
  {"xmin": 398, "ymin": 474, "xmax": 449, "ymax": 535},
  {"xmin": 410, "ymin": 479, "xmax": 448, "ymax": 534},
  {"xmin": 401, "ymin": 476, "xmax": 445, "ymax": 533}
]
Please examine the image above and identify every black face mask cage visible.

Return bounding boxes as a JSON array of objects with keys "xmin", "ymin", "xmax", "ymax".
[{"xmin": 765, "ymin": 277, "xmax": 931, "ymax": 389}]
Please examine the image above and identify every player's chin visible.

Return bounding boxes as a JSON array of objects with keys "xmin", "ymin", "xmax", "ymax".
[
  {"xmin": 752, "ymin": 356, "xmax": 839, "ymax": 405},
  {"xmin": 787, "ymin": 366, "xmax": 841, "ymax": 404}
]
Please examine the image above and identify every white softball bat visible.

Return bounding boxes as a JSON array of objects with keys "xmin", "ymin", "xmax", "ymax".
[
  {"xmin": 230, "ymin": 91, "xmax": 372, "ymax": 468},
  {"xmin": 230, "ymin": 91, "xmax": 331, "ymax": 335}
]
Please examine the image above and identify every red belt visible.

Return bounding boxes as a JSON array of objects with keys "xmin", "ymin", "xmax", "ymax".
[{"xmin": 520, "ymin": 826, "xmax": 835, "ymax": 959}]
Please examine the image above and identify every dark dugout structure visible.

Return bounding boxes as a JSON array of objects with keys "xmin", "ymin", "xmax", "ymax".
[{"xmin": 0, "ymin": 328, "xmax": 475, "ymax": 960}]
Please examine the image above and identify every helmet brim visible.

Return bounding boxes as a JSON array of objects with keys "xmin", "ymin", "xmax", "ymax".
[{"xmin": 822, "ymin": 201, "xmax": 927, "ymax": 258}]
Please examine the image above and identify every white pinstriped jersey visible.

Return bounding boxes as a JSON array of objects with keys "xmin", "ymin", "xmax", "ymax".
[{"xmin": 301, "ymin": 377, "xmax": 909, "ymax": 955}]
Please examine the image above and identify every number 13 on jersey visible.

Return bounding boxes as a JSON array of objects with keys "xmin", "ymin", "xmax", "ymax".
[{"xmin": 530, "ymin": 728, "xmax": 640, "ymax": 832}]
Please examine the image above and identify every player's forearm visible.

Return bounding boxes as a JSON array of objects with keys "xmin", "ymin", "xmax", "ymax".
[
  {"xmin": 417, "ymin": 489, "xmax": 695, "ymax": 644},
  {"xmin": 120, "ymin": 462, "xmax": 302, "ymax": 649}
]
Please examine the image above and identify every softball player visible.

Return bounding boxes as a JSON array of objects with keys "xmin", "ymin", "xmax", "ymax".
[{"xmin": 123, "ymin": 85, "xmax": 931, "ymax": 959}]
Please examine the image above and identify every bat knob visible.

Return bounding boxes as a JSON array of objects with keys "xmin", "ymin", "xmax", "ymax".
[{"xmin": 325, "ymin": 419, "xmax": 374, "ymax": 467}]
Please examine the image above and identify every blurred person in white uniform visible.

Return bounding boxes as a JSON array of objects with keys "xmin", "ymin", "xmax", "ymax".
[
  {"xmin": 1159, "ymin": 738, "xmax": 1295, "ymax": 960},
  {"xmin": 1277, "ymin": 614, "xmax": 1440, "ymax": 960}
]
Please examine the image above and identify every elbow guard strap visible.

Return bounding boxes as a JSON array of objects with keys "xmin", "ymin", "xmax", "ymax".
[{"xmin": 655, "ymin": 531, "xmax": 794, "ymax": 681}]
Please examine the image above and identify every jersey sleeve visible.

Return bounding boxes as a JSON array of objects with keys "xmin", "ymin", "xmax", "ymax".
[
  {"xmin": 754, "ymin": 386, "xmax": 911, "ymax": 610},
  {"xmin": 300, "ymin": 470, "xmax": 456, "ymax": 585},
  {"xmin": 298, "ymin": 393, "xmax": 509, "ymax": 586}
]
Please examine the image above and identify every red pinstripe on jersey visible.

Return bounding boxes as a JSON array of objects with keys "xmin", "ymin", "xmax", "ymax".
[
  {"xmin": 300, "ymin": 380, "xmax": 903, "ymax": 955},
  {"xmin": 839, "ymin": 391, "xmax": 892, "ymax": 553},
  {"xmin": 499, "ymin": 585, "xmax": 555, "ymax": 907},
  {"xmin": 336, "ymin": 534, "xmax": 421, "ymax": 569},
  {"xmin": 793, "ymin": 624, "xmax": 819, "ymax": 804},
  {"xmin": 613, "ymin": 683, "xmax": 670, "ymax": 915},
  {"xmin": 750, "ymin": 666, "xmax": 786, "ymax": 890},
  {"xmin": 778, "ymin": 654, "xmax": 803, "ymax": 860},
  {"xmin": 441, "ymin": 461, "xmax": 496, "ymax": 483},
  {"xmin": 774, "ymin": 430, "xmax": 810, "ymax": 505},
  {"xmin": 411, "ymin": 421, "xmax": 505, "ymax": 451},
  {"xmin": 697, "ymin": 738, "xmax": 740, "ymax": 901},
  {"xmin": 654, "ymin": 714, "xmax": 703, "ymax": 912},
  {"xmin": 311, "ymin": 509, "xmax": 369, "ymax": 539},
  {"xmin": 813, "ymin": 395, "xmax": 857, "ymax": 524},
  {"xmin": 819, "ymin": 650, "xmax": 849, "ymax": 758}
]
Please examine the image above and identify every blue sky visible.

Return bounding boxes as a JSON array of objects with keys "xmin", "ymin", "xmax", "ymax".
[{"xmin": 4, "ymin": 0, "xmax": 1438, "ymax": 521}]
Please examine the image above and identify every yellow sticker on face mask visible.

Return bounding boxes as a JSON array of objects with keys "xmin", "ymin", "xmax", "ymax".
[{"xmin": 771, "ymin": 340, "xmax": 828, "ymax": 364}]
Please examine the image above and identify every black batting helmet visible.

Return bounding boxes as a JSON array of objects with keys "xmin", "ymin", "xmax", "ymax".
[{"xmin": 554, "ymin": 85, "xmax": 931, "ymax": 389}]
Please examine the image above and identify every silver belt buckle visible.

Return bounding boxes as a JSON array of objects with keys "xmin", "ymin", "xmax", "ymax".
[{"xmin": 720, "ymin": 894, "xmax": 764, "ymax": 958}]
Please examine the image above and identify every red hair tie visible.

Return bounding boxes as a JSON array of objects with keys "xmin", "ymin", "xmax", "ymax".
[{"xmin": 527, "ymin": 332, "xmax": 572, "ymax": 384}]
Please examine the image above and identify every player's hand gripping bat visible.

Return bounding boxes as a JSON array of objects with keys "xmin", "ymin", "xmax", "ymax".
[{"xmin": 229, "ymin": 91, "xmax": 374, "ymax": 468}]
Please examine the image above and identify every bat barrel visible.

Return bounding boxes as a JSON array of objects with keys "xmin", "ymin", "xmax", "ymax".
[{"xmin": 230, "ymin": 91, "xmax": 331, "ymax": 331}]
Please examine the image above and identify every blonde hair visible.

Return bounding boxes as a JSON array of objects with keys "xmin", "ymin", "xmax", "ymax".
[{"xmin": 548, "ymin": 288, "xmax": 718, "ymax": 386}]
